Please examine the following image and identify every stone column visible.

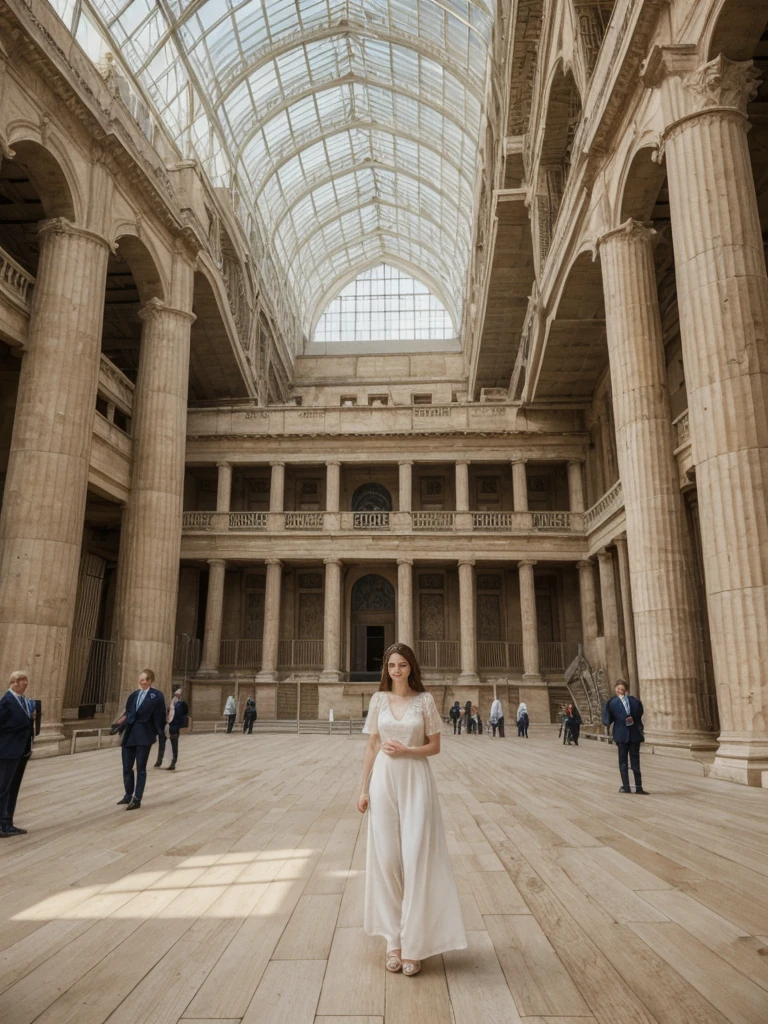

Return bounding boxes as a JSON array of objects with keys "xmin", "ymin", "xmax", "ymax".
[
  {"xmin": 455, "ymin": 461, "xmax": 470, "ymax": 511},
  {"xmin": 567, "ymin": 460, "xmax": 585, "ymax": 513},
  {"xmin": 326, "ymin": 461, "xmax": 340, "ymax": 512},
  {"xmin": 397, "ymin": 558, "xmax": 414, "ymax": 648},
  {"xmin": 216, "ymin": 462, "xmax": 232, "ymax": 513},
  {"xmin": 597, "ymin": 218, "xmax": 709, "ymax": 746},
  {"xmin": 614, "ymin": 537, "xmax": 639, "ymax": 694},
  {"xmin": 647, "ymin": 51, "xmax": 768, "ymax": 780},
  {"xmin": 596, "ymin": 549, "xmax": 622, "ymax": 685},
  {"xmin": 399, "ymin": 461, "xmax": 413, "ymax": 512},
  {"xmin": 576, "ymin": 559, "xmax": 599, "ymax": 665},
  {"xmin": 257, "ymin": 558, "xmax": 282, "ymax": 682},
  {"xmin": 518, "ymin": 559, "xmax": 540, "ymax": 680},
  {"xmin": 457, "ymin": 558, "xmax": 478, "ymax": 683},
  {"xmin": 270, "ymin": 462, "xmax": 285, "ymax": 512},
  {"xmin": 199, "ymin": 559, "xmax": 226, "ymax": 674},
  {"xmin": 321, "ymin": 558, "xmax": 343, "ymax": 682},
  {"xmin": 512, "ymin": 459, "xmax": 529, "ymax": 511},
  {"xmin": 115, "ymin": 277, "xmax": 195, "ymax": 704},
  {"xmin": 0, "ymin": 219, "xmax": 109, "ymax": 754}
]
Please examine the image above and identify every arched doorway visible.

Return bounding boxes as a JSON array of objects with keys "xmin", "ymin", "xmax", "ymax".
[
  {"xmin": 351, "ymin": 482, "xmax": 392, "ymax": 511},
  {"xmin": 350, "ymin": 574, "xmax": 395, "ymax": 680}
]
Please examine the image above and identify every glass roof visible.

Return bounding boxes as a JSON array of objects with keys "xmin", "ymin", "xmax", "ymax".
[{"xmin": 54, "ymin": 0, "xmax": 494, "ymax": 339}]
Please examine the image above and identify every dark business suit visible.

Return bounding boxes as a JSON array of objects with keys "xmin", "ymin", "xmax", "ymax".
[
  {"xmin": 121, "ymin": 687, "xmax": 166, "ymax": 801},
  {"xmin": 603, "ymin": 695, "xmax": 644, "ymax": 790},
  {"xmin": 0, "ymin": 690, "xmax": 35, "ymax": 832}
]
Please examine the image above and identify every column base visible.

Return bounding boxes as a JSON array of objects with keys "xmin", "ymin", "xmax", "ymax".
[
  {"xmin": 319, "ymin": 669, "xmax": 343, "ymax": 684},
  {"xmin": 195, "ymin": 668, "xmax": 220, "ymax": 678},
  {"xmin": 31, "ymin": 723, "xmax": 66, "ymax": 758},
  {"xmin": 457, "ymin": 671, "xmax": 480, "ymax": 685},
  {"xmin": 255, "ymin": 669, "xmax": 279, "ymax": 684},
  {"xmin": 642, "ymin": 730, "xmax": 719, "ymax": 757},
  {"xmin": 705, "ymin": 734, "xmax": 768, "ymax": 786}
]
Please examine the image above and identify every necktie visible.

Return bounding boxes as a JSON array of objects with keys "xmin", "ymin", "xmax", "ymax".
[{"xmin": 136, "ymin": 689, "xmax": 145, "ymax": 709}]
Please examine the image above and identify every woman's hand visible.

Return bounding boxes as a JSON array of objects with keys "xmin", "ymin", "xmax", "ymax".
[
  {"xmin": 357, "ymin": 794, "xmax": 369, "ymax": 813},
  {"xmin": 381, "ymin": 739, "xmax": 409, "ymax": 758}
]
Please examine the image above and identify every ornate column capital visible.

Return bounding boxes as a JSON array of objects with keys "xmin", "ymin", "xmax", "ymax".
[
  {"xmin": 265, "ymin": 558, "xmax": 283, "ymax": 568},
  {"xmin": 323, "ymin": 557, "xmax": 343, "ymax": 567},
  {"xmin": 576, "ymin": 558, "xmax": 595, "ymax": 570},
  {"xmin": 597, "ymin": 218, "xmax": 656, "ymax": 251},
  {"xmin": 397, "ymin": 557, "xmax": 413, "ymax": 567},
  {"xmin": 398, "ymin": 459, "xmax": 414, "ymax": 467},
  {"xmin": 455, "ymin": 459, "xmax": 470, "ymax": 468},
  {"xmin": 517, "ymin": 559, "xmax": 537, "ymax": 569},
  {"xmin": 596, "ymin": 548, "xmax": 613, "ymax": 563},
  {"xmin": 138, "ymin": 295, "xmax": 196, "ymax": 325},
  {"xmin": 38, "ymin": 217, "xmax": 111, "ymax": 252},
  {"xmin": 325, "ymin": 459, "xmax": 341, "ymax": 468},
  {"xmin": 511, "ymin": 457, "xmax": 528, "ymax": 465},
  {"xmin": 216, "ymin": 461, "xmax": 231, "ymax": 470},
  {"xmin": 457, "ymin": 557, "xmax": 475, "ymax": 568},
  {"xmin": 270, "ymin": 460, "xmax": 285, "ymax": 468},
  {"xmin": 207, "ymin": 558, "xmax": 226, "ymax": 569}
]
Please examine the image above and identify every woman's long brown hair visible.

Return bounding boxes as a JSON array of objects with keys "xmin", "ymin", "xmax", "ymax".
[{"xmin": 378, "ymin": 643, "xmax": 425, "ymax": 692}]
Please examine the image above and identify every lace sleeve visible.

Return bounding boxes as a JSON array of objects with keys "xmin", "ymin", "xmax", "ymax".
[
  {"xmin": 423, "ymin": 692, "xmax": 444, "ymax": 736},
  {"xmin": 362, "ymin": 692, "xmax": 380, "ymax": 734}
]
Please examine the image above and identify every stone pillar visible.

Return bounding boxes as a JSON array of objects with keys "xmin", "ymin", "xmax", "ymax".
[
  {"xmin": 326, "ymin": 461, "xmax": 341, "ymax": 513},
  {"xmin": 597, "ymin": 218, "xmax": 709, "ymax": 747},
  {"xmin": 199, "ymin": 559, "xmax": 226, "ymax": 674},
  {"xmin": 0, "ymin": 219, "xmax": 109, "ymax": 753},
  {"xmin": 115, "ymin": 276, "xmax": 195, "ymax": 704},
  {"xmin": 455, "ymin": 461, "xmax": 470, "ymax": 511},
  {"xmin": 518, "ymin": 559, "xmax": 540, "ymax": 680},
  {"xmin": 216, "ymin": 462, "xmax": 232, "ymax": 513},
  {"xmin": 614, "ymin": 537, "xmax": 639, "ymax": 694},
  {"xmin": 270, "ymin": 462, "xmax": 285, "ymax": 512},
  {"xmin": 648, "ymin": 51, "xmax": 768, "ymax": 780},
  {"xmin": 257, "ymin": 558, "xmax": 282, "ymax": 682},
  {"xmin": 596, "ymin": 549, "xmax": 622, "ymax": 685},
  {"xmin": 457, "ymin": 558, "xmax": 478, "ymax": 683},
  {"xmin": 399, "ymin": 461, "xmax": 413, "ymax": 512},
  {"xmin": 576, "ymin": 559, "xmax": 599, "ymax": 665},
  {"xmin": 321, "ymin": 558, "xmax": 343, "ymax": 682},
  {"xmin": 397, "ymin": 558, "xmax": 414, "ymax": 648},
  {"xmin": 567, "ymin": 460, "xmax": 585, "ymax": 513},
  {"xmin": 512, "ymin": 459, "xmax": 528, "ymax": 511}
]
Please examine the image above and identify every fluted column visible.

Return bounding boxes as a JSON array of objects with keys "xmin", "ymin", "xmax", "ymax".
[
  {"xmin": 257, "ymin": 558, "xmax": 282, "ymax": 682},
  {"xmin": 0, "ymin": 219, "xmax": 109, "ymax": 753},
  {"xmin": 397, "ymin": 558, "xmax": 414, "ymax": 648},
  {"xmin": 597, "ymin": 218, "xmax": 709, "ymax": 746},
  {"xmin": 649, "ymin": 52, "xmax": 768, "ymax": 780},
  {"xmin": 596, "ymin": 549, "xmax": 622, "ymax": 685},
  {"xmin": 457, "ymin": 558, "xmax": 478, "ymax": 682},
  {"xmin": 615, "ymin": 538, "xmax": 639, "ymax": 694},
  {"xmin": 576, "ymin": 559, "xmax": 599, "ymax": 665},
  {"xmin": 216, "ymin": 462, "xmax": 232, "ymax": 513},
  {"xmin": 326, "ymin": 461, "xmax": 340, "ymax": 513},
  {"xmin": 455, "ymin": 461, "xmax": 470, "ymax": 512},
  {"xmin": 321, "ymin": 558, "xmax": 343, "ymax": 682},
  {"xmin": 199, "ymin": 559, "xmax": 226, "ymax": 674},
  {"xmin": 518, "ymin": 559, "xmax": 540, "ymax": 680},
  {"xmin": 567, "ymin": 460, "xmax": 585, "ymax": 513},
  {"xmin": 270, "ymin": 462, "xmax": 285, "ymax": 512},
  {"xmin": 398, "ymin": 461, "xmax": 413, "ymax": 512},
  {"xmin": 115, "ymin": 278, "xmax": 195, "ymax": 703},
  {"xmin": 512, "ymin": 459, "xmax": 528, "ymax": 511}
]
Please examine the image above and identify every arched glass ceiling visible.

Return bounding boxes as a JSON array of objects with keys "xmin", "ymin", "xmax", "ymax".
[{"xmin": 54, "ymin": 0, "xmax": 494, "ymax": 340}]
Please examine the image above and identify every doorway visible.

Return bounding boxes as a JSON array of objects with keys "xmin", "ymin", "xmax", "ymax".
[{"xmin": 350, "ymin": 574, "xmax": 395, "ymax": 681}]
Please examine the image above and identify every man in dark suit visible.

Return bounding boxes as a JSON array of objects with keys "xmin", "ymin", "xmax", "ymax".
[
  {"xmin": 602, "ymin": 680, "xmax": 648, "ymax": 794},
  {"xmin": 0, "ymin": 671, "xmax": 36, "ymax": 837},
  {"xmin": 118, "ymin": 669, "xmax": 166, "ymax": 810}
]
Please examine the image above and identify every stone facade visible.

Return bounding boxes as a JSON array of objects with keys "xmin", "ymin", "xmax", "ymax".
[{"xmin": 0, "ymin": 0, "xmax": 767, "ymax": 783}]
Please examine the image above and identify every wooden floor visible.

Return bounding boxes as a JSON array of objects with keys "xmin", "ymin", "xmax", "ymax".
[{"xmin": 1, "ymin": 730, "xmax": 767, "ymax": 1024}]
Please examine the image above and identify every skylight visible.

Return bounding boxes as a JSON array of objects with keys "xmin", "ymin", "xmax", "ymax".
[{"xmin": 52, "ymin": 0, "xmax": 494, "ymax": 344}]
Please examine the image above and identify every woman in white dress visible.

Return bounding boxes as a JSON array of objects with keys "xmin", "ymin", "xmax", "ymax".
[{"xmin": 357, "ymin": 643, "xmax": 466, "ymax": 976}]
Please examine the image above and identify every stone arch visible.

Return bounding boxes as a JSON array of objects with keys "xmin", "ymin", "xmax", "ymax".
[
  {"xmin": 351, "ymin": 482, "xmax": 393, "ymax": 512},
  {"xmin": 618, "ymin": 146, "xmax": 667, "ymax": 224},
  {"xmin": 706, "ymin": 0, "xmax": 768, "ymax": 61},
  {"xmin": 4, "ymin": 135, "xmax": 79, "ymax": 222},
  {"xmin": 112, "ymin": 232, "xmax": 166, "ymax": 305},
  {"xmin": 351, "ymin": 574, "xmax": 396, "ymax": 613}
]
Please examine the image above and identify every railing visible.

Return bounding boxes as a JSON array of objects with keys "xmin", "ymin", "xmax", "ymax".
[
  {"xmin": 417, "ymin": 640, "xmax": 460, "ymax": 668},
  {"xmin": 66, "ymin": 637, "xmax": 118, "ymax": 711},
  {"xmin": 352, "ymin": 511, "xmax": 390, "ymax": 530},
  {"xmin": 230, "ymin": 511, "xmax": 267, "ymax": 530},
  {"xmin": 673, "ymin": 409, "xmax": 690, "ymax": 449},
  {"xmin": 472, "ymin": 512, "xmax": 516, "ymax": 531},
  {"xmin": 539, "ymin": 641, "xmax": 566, "ymax": 670},
  {"xmin": 0, "ymin": 243, "xmax": 34, "ymax": 308},
  {"xmin": 278, "ymin": 639, "xmax": 324, "ymax": 667},
  {"xmin": 583, "ymin": 480, "xmax": 623, "ymax": 532},
  {"xmin": 285, "ymin": 511, "xmax": 325, "ymax": 530},
  {"xmin": 219, "ymin": 638, "xmax": 262, "ymax": 668},
  {"xmin": 531, "ymin": 511, "xmax": 572, "ymax": 531},
  {"xmin": 477, "ymin": 641, "xmax": 524, "ymax": 669},
  {"xmin": 183, "ymin": 511, "xmax": 214, "ymax": 529},
  {"xmin": 98, "ymin": 354, "xmax": 135, "ymax": 416},
  {"xmin": 412, "ymin": 511, "xmax": 455, "ymax": 530}
]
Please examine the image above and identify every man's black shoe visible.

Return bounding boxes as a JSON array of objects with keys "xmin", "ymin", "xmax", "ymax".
[
  {"xmin": 153, "ymin": 760, "xmax": 163, "ymax": 768},
  {"xmin": 127, "ymin": 798, "xmax": 141, "ymax": 810},
  {"xmin": 116, "ymin": 795, "xmax": 131, "ymax": 805},
  {"xmin": 0, "ymin": 824, "xmax": 26, "ymax": 836},
  {"xmin": 619, "ymin": 786, "xmax": 632, "ymax": 793},
  {"xmin": 635, "ymin": 788, "xmax": 650, "ymax": 794},
  {"xmin": 166, "ymin": 762, "xmax": 176, "ymax": 771}
]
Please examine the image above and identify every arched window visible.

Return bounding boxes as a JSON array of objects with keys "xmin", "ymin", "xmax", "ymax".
[{"xmin": 313, "ymin": 264, "xmax": 454, "ymax": 344}]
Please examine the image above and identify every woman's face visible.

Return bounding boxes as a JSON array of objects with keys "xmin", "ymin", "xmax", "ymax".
[{"xmin": 387, "ymin": 653, "xmax": 410, "ymax": 684}]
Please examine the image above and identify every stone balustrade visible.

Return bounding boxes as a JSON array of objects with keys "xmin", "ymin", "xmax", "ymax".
[
  {"xmin": 583, "ymin": 480, "xmax": 624, "ymax": 533},
  {"xmin": 0, "ymin": 243, "xmax": 34, "ymax": 308},
  {"xmin": 98, "ymin": 354, "xmax": 135, "ymax": 416}
]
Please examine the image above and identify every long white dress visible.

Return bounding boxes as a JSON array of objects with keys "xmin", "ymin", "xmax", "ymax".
[{"xmin": 362, "ymin": 690, "xmax": 467, "ymax": 960}]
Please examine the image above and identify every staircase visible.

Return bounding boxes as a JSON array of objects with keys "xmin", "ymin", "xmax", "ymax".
[{"xmin": 563, "ymin": 646, "xmax": 610, "ymax": 725}]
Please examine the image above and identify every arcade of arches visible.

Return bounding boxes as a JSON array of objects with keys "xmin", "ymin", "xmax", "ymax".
[{"xmin": 1, "ymin": 0, "xmax": 768, "ymax": 790}]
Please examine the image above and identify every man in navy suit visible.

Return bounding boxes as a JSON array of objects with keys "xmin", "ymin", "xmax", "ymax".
[
  {"xmin": 118, "ymin": 669, "xmax": 166, "ymax": 810},
  {"xmin": 602, "ymin": 680, "xmax": 648, "ymax": 794},
  {"xmin": 0, "ymin": 671, "xmax": 36, "ymax": 836}
]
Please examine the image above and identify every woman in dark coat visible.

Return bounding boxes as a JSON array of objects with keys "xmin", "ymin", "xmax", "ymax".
[
  {"xmin": 243, "ymin": 697, "xmax": 257, "ymax": 734},
  {"xmin": 569, "ymin": 705, "xmax": 582, "ymax": 746}
]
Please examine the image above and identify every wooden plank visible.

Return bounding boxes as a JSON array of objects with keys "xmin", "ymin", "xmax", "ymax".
[
  {"xmin": 315, "ymin": 928, "xmax": 384, "ymax": 1018},
  {"xmin": 241, "ymin": 960, "xmax": 326, "ymax": 1024},
  {"xmin": 443, "ymin": 929, "xmax": 523, "ymax": 1024},
  {"xmin": 273, "ymin": 893, "xmax": 341, "ymax": 960},
  {"xmin": 384, "ymin": 952, "xmax": 453, "ymax": 1024},
  {"xmin": 468, "ymin": 869, "xmax": 530, "ymax": 915}
]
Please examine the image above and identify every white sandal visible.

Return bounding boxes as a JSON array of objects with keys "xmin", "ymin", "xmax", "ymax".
[
  {"xmin": 402, "ymin": 959, "xmax": 421, "ymax": 976},
  {"xmin": 386, "ymin": 951, "xmax": 402, "ymax": 973}
]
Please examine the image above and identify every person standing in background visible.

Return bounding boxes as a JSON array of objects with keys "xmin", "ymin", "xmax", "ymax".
[
  {"xmin": 223, "ymin": 694, "xmax": 237, "ymax": 733},
  {"xmin": 603, "ymin": 681, "xmax": 647, "ymax": 793},
  {"xmin": 489, "ymin": 696, "xmax": 504, "ymax": 737},
  {"xmin": 516, "ymin": 702, "xmax": 529, "ymax": 737},
  {"xmin": 156, "ymin": 687, "xmax": 188, "ymax": 770},
  {"xmin": 243, "ymin": 696, "xmax": 257, "ymax": 734},
  {"xmin": 464, "ymin": 700, "xmax": 473, "ymax": 734},
  {"xmin": 0, "ymin": 671, "xmax": 35, "ymax": 837},
  {"xmin": 118, "ymin": 669, "xmax": 166, "ymax": 810},
  {"xmin": 449, "ymin": 701, "xmax": 462, "ymax": 734}
]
